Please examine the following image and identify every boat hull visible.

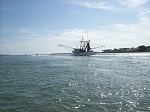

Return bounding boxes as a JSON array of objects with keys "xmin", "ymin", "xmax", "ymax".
[{"xmin": 73, "ymin": 51, "xmax": 97, "ymax": 56}]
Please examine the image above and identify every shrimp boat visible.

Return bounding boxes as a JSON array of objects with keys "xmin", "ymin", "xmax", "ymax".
[{"xmin": 58, "ymin": 38, "xmax": 103, "ymax": 56}]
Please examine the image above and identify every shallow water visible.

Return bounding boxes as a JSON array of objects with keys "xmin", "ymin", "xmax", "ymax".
[{"xmin": 0, "ymin": 53, "xmax": 150, "ymax": 112}]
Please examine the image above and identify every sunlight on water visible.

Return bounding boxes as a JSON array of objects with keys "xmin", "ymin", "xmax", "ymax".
[{"xmin": 0, "ymin": 53, "xmax": 150, "ymax": 111}]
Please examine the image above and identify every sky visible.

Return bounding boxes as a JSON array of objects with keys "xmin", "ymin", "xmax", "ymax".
[{"xmin": 0, "ymin": 0, "xmax": 150, "ymax": 55}]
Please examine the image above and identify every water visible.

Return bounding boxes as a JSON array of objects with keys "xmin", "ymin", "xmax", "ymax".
[{"xmin": 0, "ymin": 53, "xmax": 150, "ymax": 112}]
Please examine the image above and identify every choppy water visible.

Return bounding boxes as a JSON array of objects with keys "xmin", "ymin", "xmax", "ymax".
[{"xmin": 0, "ymin": 53, "xmax": 150, "ymax": 112}]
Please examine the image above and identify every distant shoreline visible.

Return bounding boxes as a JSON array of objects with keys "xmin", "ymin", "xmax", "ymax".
[{"xmin": 102, "ymin": 45, "xmax": 150, "ymax": 53}]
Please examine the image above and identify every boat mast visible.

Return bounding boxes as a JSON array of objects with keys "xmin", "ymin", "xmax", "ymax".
[{"xmin": 80, "ymin": 38, "xmax": 84, "ymax": 50}]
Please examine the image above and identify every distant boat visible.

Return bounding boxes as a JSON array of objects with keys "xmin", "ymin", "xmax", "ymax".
[{"xmin": 58, "ymin": 38, "xmax": 103, "ymax": 56}]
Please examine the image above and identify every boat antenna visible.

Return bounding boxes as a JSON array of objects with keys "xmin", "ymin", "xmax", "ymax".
[{"xmin": 87, "ymin": 30, "xmax": 88, "ymax": 40}]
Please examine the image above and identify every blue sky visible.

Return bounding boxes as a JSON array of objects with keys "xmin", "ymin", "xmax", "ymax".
[{"xmin": 0, "ymin": 0, "xmax": 150, "ymax": 54}]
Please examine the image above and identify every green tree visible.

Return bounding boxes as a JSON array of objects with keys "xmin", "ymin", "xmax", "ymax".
[{"xmin": 138, "ymin": 45, "xmax": 146, "ymax": 52}]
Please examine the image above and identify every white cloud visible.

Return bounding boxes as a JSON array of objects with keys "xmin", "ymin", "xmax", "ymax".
[
  {"xmin": 65, "ymin": 0, "xmax": 118, "ymax": 11},
  {"xmin": 118, "ymin": 0, "xmax": 149, "ymax": 7},
  {"xmin": 118, "ymin": 0, "xmax": 150, "ymax": 14},
  {"xmin": 0, "ymin": 27, "xmax": 35, "ymax": 34},
  {"xmin": 18, "ymin": 28, "xmax": 34, "ymax": 33},
  {"xmin": 60, "ymin": 29, "xmax": 84, "ymax": 39},
  {"xmin": 118, "ymin": 0, "xmax": 150, "ymax": 23},
  {"xmin": 138, "ymin": 9, "xmax": 150, "ymax": 16},
  {"xmin": 65, "ymin": 0, "xmax": 150, "ymax": 18}
]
